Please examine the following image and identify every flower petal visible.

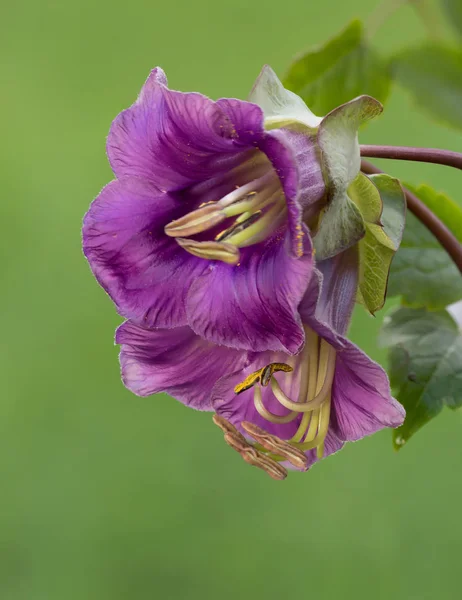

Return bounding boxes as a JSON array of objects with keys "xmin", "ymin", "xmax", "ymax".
[
  {"xmin": 186, "ymin": 233, "xmax": 313, "ymax": 353},
  {"xmin": 261, "ymin": 128, "xmax": 325, "ymax": 256},
  {"xmin": 248, "ymin": 65, "xmax": 322, "ymax": 129},
  {"xmin": 331, "ymin": 340, "xmax": 405, "ymax": 441},
  {"xmin": 216, "ymin": 98, "xmax": 265, "ymax": 145},
  {"xmin": 83, "ymin": 177, "xmax": 208, "ymax": 328},
  {"xmin": 315, "ymin": 246, "xmax": 359, "ymax": 335},
  {"xmin": 298, "ymin": 246, "xmax": 359, "ymax": 346},
  {"xmin": 117, "ymin": 321, "xmax": 248, "ymax": 409},
  {"xmin": 107, "ymin": 68, "xmax": 248, "ymax": 189}
]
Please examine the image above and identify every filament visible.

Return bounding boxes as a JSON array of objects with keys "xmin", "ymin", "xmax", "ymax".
[{"xmin": 253, "ymin": 386, "xmax": 298, "ymax": 424}]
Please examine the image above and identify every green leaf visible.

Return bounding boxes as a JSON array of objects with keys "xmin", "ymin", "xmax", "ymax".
[
  {"xmin": 441, "ymin": 0, "xmax": 462, "ymax": 37},
  {"xmin": 283, "ymin": 20, "xmax": 391, "ymax": 115},
  {"xmin": 392, "ymin": 43, "xmax": 462, "ymax": 131},
  {"xmin": 388, "ymin": 183, "xmax": 462, "ymax": 309},
  {"xmin": 379, "ymin": 307, "xmax": 462, "ymax": 449},
  {"xmin": 313, "ymin": 96, "xmax": 382, "ymax": 260},
  {"xmin": 349, "ymin": 174, "xmax": 406, "ymax": 314}
]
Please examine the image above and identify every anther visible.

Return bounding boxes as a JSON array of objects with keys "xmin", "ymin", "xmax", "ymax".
[
  {"xmin": 223, "ymin": 203, "xmax": 287, "ymax": 248},
  {"xmin": 215, "ymin": 212, "xmax": 262, "ymax": 242},
  {"xmin": 175, "ymin": 238, "xmax": 240, "ymax": 265},
  {"xmin": 241, "ymin": 422, "xmax": 308, "ymax": 469},
  {"xmin": 164, "ymin": 203, "xmax": 226, "ymax": 238},
  {"xmin": 212, "ymin": 414, "xmax": 246, "ymax": 444},
  {"xmin": 224, "ymin": 433, "xmax": 287, "ymax": 480}
]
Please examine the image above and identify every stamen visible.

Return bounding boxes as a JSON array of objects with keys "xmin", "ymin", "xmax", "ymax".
[
  {"xmin": 235, "ymin": 210, "xmax": 253, "ymax": 224},
  {"xmin": 216, "ymin": 171, "xmax": 277, "ymax": 209},
  {"xmin": 292, "ymin": 394, "xmax": 332, "ymax": 453},
  {"xmin": 253, "ymin": 386, "xmax": 298, "ymax": 424},
  {"xmin": 234, "ymin": 363, "xmax": 292, "ymax": 394},
  {"xmin": 291, "ymin": 329, "xmax": 319, "ymax": 443},
  {"xmin": 223, "ymin": 432, "xmax": 288, "ymax": 480},
  {"xmin": 212, "ymin": 414, "xmax": 246, "ymax": 444},
  {"xmin": 316, "ymin": 393, "xmax": 332, "ymax": 458},
  {"xmin": 271, "ymin": 346, "xmax": 335, "ymax": 412},
  {"xmin": 164, "ymin": 203, "xmax": 226, "ymax": 238},
  {"xmin": 241, "ymin": 422, "xmax": 308, "ymax": 469},
  {"xmin": 175, "ymin": 238, "xmax": 240, "ymax": 265},
  {"xmin": 221, "ymin": 184, "xmax": 280, "ymax": 218},
  {"xmin": 223, "ymin": 203, "xmax": 287, "ymax": 248},
  {"xmin": 215, "ymin": 212, "xmax": 262, "ymax": 242}
]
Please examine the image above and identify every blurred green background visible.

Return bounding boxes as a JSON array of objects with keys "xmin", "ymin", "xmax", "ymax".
[{"xmin": 1, "ymin": 0, "xmax": 461, "ymax": 598}]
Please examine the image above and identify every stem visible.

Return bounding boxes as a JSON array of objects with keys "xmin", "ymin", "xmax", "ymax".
[
  {"xmin": 361, "ymin": 160, "xmax": 462, "ymax": 274},
  {"xmin": 360, "ymin": 145, "xmax": 462, "ymax": 170}
]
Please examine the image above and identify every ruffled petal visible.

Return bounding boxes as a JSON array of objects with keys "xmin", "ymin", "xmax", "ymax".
[
  {"xmin": 330, "ymin": 340, "xmax": 405, "ymax": 441},
  {"xmin": 83, "ymin": 177, "xmax": 208, "ymax": 327},
  {"xmin": 216, "ymin": 98, "xmax": 265, "ymax": 146},
  {"xmin": 186, "ymin": 233, "xmax": 313, "ymax": 354},
  {"xmin": 107, "ymin": 68, "xmax": 257, "ymax": 190},
  {"xmin": 117, "ymin": 321, "xmax": 248, "ymax": 409}
]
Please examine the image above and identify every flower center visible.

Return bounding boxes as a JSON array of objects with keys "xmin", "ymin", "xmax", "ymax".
[
  {"xmin": 234, "ymin": 327, "xmax": 336, "ymax": 460},
  {"xmin": 164, "ymin": 155, "xmax": 286, "ymax": 265}
]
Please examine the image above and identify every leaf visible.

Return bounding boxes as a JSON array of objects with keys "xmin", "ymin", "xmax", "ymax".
[
  {"xmin": 441, "ymin": 0, "xmax": 462, "ymax": 37},
  {"xmin": 392, "ymin": 43, "xmax": 462, "ymax": 131},
  {"xmin": 313, "ymin": 96, "xmax": 382, "ymax": 260},
  {"xmin": 349, "ymin": 173, "xmax": 406, "ymax": 314},
  {"xmin": 388, "ymin": 183, "xmax": 462, "ymax": 309},
  {"xmin": 379, "ymin": 307, "xmax": 462, "ymax": 449},
  {"xmin": 283, "ymin": 19, "xmax": 391, "ymax": 115}
]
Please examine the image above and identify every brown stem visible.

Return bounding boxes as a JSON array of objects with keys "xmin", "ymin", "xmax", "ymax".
[
  {"xmin": 360, "ymin": 145, "xmax": 462, "ymax": 170},
  {"xmin": 361, "ymin": 160, "xmax": 462, "ymax": 275}
]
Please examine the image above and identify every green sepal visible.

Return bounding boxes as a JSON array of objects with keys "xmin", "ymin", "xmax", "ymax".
[
  {"xmin": 313, "ymin": 96, "xmax": 382, "ymax": 260},
  {"xmin": 349, "ymin": 173, "xmax": 406, "ymax": 314}
]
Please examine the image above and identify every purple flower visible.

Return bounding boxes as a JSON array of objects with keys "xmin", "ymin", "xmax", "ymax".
[
  {"xmin": 116, "ymin": 248, "xmax": 404, "ymax": 479},
  {"xmin": 83, "ymin": 66, "xmax": 327, "ymax": 354}
]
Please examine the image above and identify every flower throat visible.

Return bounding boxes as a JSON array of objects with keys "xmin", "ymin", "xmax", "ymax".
[{"xmin": 164, "ymin": 155, "xmax": 287, "ymax": 265}]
